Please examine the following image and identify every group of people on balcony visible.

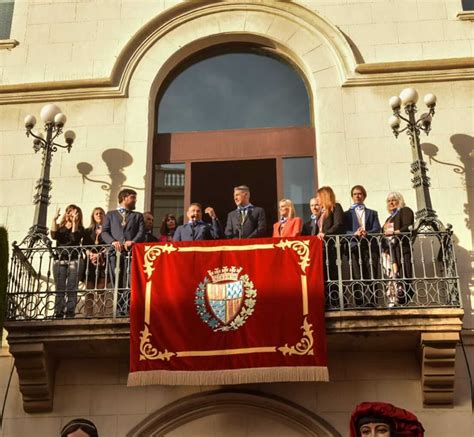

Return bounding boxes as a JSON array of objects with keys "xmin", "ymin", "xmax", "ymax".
[{"xmin": 50, "ymin": 184, "xmax": 415, "ymax": 318}]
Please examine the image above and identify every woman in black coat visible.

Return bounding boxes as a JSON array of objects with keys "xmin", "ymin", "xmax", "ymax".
[
  {"xmin": 382, "ymin": 191, "xmax": 415, "ymax": 306},
  {"xmin": 315, "ymin": 186, "xmax": 345, "ymax": 307}
]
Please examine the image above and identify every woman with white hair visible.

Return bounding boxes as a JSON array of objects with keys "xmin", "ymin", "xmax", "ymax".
[
  {"xmin": 272, "ymin": 198, "xmax": 302, "ymax": 237},
  {"xmin": 382, "ymin": 192, "xmax": 414, "ymax": 306}
]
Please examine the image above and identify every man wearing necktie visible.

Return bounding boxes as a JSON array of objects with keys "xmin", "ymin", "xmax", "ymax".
[
  {"xmin": 344, "ymin": 185, "xmax": 381, "ymax": 307},
  {"xmin": 101, "ymin": 189, "xmax": 145, "ymax": 314},
  {"xmin": 224, "ymin": 185, "xmax": 267, "ymax": 239},
  {"xmin": 173, "ymin": 203, "xmax": 222, "ymax": 241},
  {"xmin": 302, "ymin": 197, "xmax": 320, "ymax": 236}
]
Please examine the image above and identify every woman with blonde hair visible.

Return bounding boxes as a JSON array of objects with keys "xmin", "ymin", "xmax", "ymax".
[
  {"xmin": 382, "ymin": 191, "xmax": 414, "ymax": 306},
  {"xmin": 273, "ymin": 198, "xmax": 302, "ymax": 237}
]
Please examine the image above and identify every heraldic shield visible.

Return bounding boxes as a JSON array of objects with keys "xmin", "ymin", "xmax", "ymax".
[{"xmin": 206, "ymin": 281, "xmax": 244, "ymax": 325}]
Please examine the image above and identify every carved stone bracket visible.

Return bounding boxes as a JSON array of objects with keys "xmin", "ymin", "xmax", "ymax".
[
  {"xmin": 420, "ymin": 332, "xmax": 459, "ymax": 408},
  {"xmin": 8, "ymin": 342, "xmax": 55, "ymax": 413}
]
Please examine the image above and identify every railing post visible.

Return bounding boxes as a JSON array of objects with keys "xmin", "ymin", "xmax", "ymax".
[
  {"xmin": 336, "ymin": 235, "xmax": 344, "ymax": 310},
  {"xmin": 112, "ymin": 250, "xmax": 121, "ymax": 319}
]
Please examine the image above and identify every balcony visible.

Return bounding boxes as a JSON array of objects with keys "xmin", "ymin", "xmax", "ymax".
[{"xmin": 4, "ymin": 231, "xmax": 463, "ymax": 412}]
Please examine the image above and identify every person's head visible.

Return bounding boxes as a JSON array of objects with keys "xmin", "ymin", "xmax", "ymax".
[
  {"xmin": 351, "ymin": 185, "xmax": 367, "ymax": 205},
  {"xmin": 89, "ymin": 207, "xmax": 105, "ymax": 227},
  {"xmin": 309, "ymin": 197, "xmax": 320, "ymax": 216},
  {"xmin": 316, "ymin": 186, "xmax": 336, "ymax": 213},
  {"xmin": 350, "ymin": 402, "xmax": 424, "ymax": 437},
  {"xmin": 357, "ymin": 417, "xmax": 393, "ymax": 437},
  {"xmin": 187, "ymin": 203, "xmax": 202, "ymax": 222},
  {"xmin": 118, "ymin": 189, "xmax": 137, "ymax": 210},
  {"xmin": 233, "ymin": 185, "xmax": 250, "ymax": 207},
  {"xmin": 60, "ymin": 418, "xmax": 98, "ymax": 437},
  {"xmin": 160, "ymin": 214, "xmax": 177, "ymax": 235},
  {"xmin": 386, "ymin": 191, "xmax": 406, "ymax": 212},
  {"xmin": 279, "ymin": 199, "xmax": 296, "ymax": 219},
  {"xmin": 61, "ymin": 204, "xmax": 83, "ymax": 227},
  {"xmin": 143, "ymin": 211, "xmax": 154, "ymax": 232}
]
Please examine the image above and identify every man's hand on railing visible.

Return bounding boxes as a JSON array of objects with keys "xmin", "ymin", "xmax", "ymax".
[
  {"xmin": 112, "ymin": 241, "xmax": 123, "ymax": 252},
  {"xmin": 124, "ymin": 240, "xmax": 134, "ymax": 251}
]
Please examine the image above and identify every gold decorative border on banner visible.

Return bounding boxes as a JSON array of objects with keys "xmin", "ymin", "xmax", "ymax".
[{"xmin": 139, "ymin": 239, "xmax": 316, "ymax": 361}]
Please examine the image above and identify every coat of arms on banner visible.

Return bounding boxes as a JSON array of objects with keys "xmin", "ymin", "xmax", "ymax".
[{"xmin": 195, "ymin": 266, "xmax": 257, "ymax": 332}]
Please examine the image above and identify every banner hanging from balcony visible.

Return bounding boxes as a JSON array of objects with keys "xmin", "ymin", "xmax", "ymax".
[{"xmin": 127, "ymin": 237, "xmax": 328, "ymax": 386}]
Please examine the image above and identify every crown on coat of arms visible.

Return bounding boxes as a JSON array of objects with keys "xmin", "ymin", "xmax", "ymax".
[{"xmin": 207, "ymin": 266, "xmax": 243, "ymax": 283}]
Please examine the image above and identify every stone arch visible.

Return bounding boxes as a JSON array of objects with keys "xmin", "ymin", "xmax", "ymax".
[
  {"xmin": 121, "ymin": 1, "xmax": 353, "ymax": 207},
  {"xmin": 126, "ymin": 390, "xmax": 342, "ymax": 437}
]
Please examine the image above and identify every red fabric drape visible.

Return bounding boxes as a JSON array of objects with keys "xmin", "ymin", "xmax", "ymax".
[{"xmin": 128, "ymin": 237, "xmax": 328, "ymax": 386}]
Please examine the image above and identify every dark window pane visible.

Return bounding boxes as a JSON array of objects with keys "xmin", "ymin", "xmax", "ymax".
[
  {"xmin": 157, "ymin": 52, "xmax": 310, "ymax": 133},
  {"xmin": 283, "ymin": 157, "xmax": 315, "ymax": 223},
  {"xmin": 0, "ymin": 1, "xmax": 14, "ymax": 40},
  {"xmin": 153, "ymin": 163, "xmax": 185, "ymax": 233},
  {"xmin": 462, "ymin": 0, "xmax": 474, "ymax": 10}
]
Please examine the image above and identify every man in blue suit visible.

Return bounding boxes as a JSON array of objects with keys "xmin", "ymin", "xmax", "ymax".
[
  {"xmin": 101, "ymin": 189, "xmax": 145, "ymax": 314},
  {"xmin": 224, "ymin": 185, "xmax": 266, "ymax": 239},
  {"xmin": 173, "ymin": 203, "xmax": 222, "ymax": 241},
  {"xmin": 344, "ymin": 185, "xmax": 381, "ymax": 307}
]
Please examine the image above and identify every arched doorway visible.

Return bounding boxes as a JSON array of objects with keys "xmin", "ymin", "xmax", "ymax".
[
  {"xmin": 152, "ymin": 43, "xmax": 316, "ymax": 234},
  {"xmin": 127, "ymin": 390, "xmax": 341, "ymax": 436}
]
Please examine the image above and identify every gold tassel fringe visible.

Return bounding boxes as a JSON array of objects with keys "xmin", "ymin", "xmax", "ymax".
[{"xmin": 127, "ymin": 366, "xmax": 329, "ymax": 387}]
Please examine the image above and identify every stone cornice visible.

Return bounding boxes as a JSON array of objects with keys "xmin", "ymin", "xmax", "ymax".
[
  {"xmin": 457, "ymin": 11, "xmax": 474, "ymax": 21},
  {"xmin": 1, "ymin": 2, "xmax": 472, "ymax": 104},
  {"xmin": 0, "ymin": 39, "xmax": 19, "ymax": 50}
]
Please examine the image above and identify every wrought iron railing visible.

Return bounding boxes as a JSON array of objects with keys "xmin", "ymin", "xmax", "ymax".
[{"xmin": 6, "ymin": 230, "xmax": 461, "ymax": 321}]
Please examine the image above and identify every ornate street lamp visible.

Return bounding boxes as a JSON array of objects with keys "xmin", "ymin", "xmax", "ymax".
[
  {"xmin": 22, "ymin": 104, "xmax": 76, "ymax": 245},
  {"xmin": 388, "ymin": 88, "xmax": 444, "ymax": 232}
]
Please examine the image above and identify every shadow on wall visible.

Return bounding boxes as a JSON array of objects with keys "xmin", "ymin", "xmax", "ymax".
[
  {"xmin": 76, "ymin": 148, "xmax": 145, "ymax": 211},
  {"xmin": 421, "ymin": 135, "xmax": 474, "ymax": 317}
]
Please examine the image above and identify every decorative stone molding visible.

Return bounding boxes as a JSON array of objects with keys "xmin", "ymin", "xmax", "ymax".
[
  {"xmin": 457, "ymin": 11, "xmax": 474, "ymax": 21},
  {"xmin": 126, "ymin": 390, "xmax": 342, "ymax": 437},
  {"xmin": 420, "ymin": 332, "xmax": 459, "ymax": 408},
  {"xmin": 1, "ymin": 1, "xmax": 472, "ymax": 104},
  {"xmin": 0, "ymin": 39, "xmax": 19, "ymax": 50},
  {"xmin": 8, "ymin": 342, "xmax": 55, "ymax": 413}
]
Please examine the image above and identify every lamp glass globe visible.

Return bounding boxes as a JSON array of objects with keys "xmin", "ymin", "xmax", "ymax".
[
  {"xmin": 400, "ymin": 88, "xmax": 419, "ymax": 105},
  {"xmin": 40, "ymin": 104, "xmax": 62, "ymax": 123}
]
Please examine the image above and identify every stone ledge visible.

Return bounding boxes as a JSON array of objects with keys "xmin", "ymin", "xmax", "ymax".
[
  {"xmin": 0, "ymin": 39, "xmax": 19, "ymax": 50},
  {"xmin": 457, "ymin": 11, "xmax": 474, "ymax": 21},
  {"xmin": 4, "ymin": 308, "xmax": 464, "ymax": 413}
]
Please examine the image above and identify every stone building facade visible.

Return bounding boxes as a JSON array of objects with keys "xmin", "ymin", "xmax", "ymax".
[{"xmin": 0, "ymin": 1, "xmax": 473, "ymax": 436}]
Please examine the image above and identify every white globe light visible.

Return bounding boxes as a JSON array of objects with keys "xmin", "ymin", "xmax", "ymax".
[
  {"xmin": 24, "ymin": 115, "xmax": 36, "ymax": 129},
  {"xmin": 54, "ymin": 113, "xmax": 67, "ymax": 127},
  {"xmin": 40, "ymin": 103, "xmax": 62, "ymax": 123},
  {"xmin": 424, "ymin": 93, "xmax": 437, "ymax": 107},
  {"xmin": 400, "ymin": 88, "xmax": 419, "ymax": 106},
  {"xmin": 389, "ymin": 96, "xmax": 401, "ymax": 109},
  {"xmin": 389, "ymin": 115, "xmax": 400, "ymax": 129}
]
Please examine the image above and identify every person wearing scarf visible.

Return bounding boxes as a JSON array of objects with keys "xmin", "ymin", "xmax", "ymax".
[
  {"xmin": 272, "ymin": 198, "xmax": 302, "ymax": 237},
  {"xmin": 173, "ymin": 203, "xmax": 222, "ymax": 241},
  {"xmin": 350, "ymin": 401, "xmax": 424, "ymax": 437}
]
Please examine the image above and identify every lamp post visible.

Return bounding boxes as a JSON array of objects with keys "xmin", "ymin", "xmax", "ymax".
[
  {"xmin": 22, "ymin": 104, "xmax": 76, "ymax": 245},
  {"xmin": 388, "ymin": 88, "xmax": 444, "ymax": 232}
]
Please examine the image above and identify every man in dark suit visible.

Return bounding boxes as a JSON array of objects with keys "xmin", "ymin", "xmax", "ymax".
[
  {"xmin": 302, "ymin": 197, "xmax": 320, "ymax": 236},
  {"xmin": 344, "ymin": 185, "xmax": 381, "ymax": 307},
  {"xmin": 143, "ymin": 211, "xmax": 159, "ymax": 243},
  {"xmin": 173, "ymin": 203, "xmax": 222, "ymax": 241},
  {"xmin": 101, "ymin": 189, "xmax": 145, "ymax": 314},
  {"xmin": 224, "ymin": 185, "xmax": 266, "ymax": 239}
]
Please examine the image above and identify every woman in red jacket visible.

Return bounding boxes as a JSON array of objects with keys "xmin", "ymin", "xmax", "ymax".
[{"xmin": 272, "ymin": 199, "xmax": 302, "ymax": 237}]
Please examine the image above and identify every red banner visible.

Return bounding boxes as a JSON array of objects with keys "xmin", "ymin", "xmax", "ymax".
[{"xmin": 128, "ymin": 237, "xmax": 328, "ymax": 386}]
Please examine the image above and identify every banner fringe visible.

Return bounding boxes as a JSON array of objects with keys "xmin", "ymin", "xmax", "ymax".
[{"xmin": 127, "ymin": 366, "xmax": 329, "ymax": 387}]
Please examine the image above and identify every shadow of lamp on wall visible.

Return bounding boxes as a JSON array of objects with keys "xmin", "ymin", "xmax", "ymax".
[
  {"xmin": 421, "ymin": 134, "xmax": 474, "ymax": 246},
  {"xmin": 77, "ymin": 148, "xmax": 144, "ymax": 211}
]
